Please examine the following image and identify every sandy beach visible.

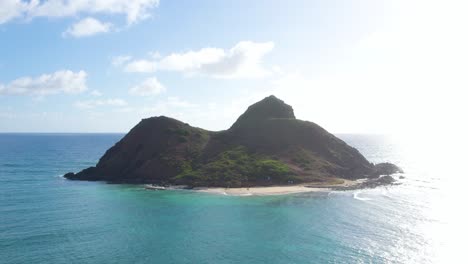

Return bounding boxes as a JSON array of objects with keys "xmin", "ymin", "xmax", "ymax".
[{"xmin": 192, "ymin": 179, "xmax": 363, "ymax": 196}]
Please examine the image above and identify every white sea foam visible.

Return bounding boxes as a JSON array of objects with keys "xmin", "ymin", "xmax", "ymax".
[
  {"xmin": 236, "ymin": 193, "xmax": 253, "ymax": 196},
  {"xmin": 353, "ymin": 191, "xmax": 372, "ymax": 201}
]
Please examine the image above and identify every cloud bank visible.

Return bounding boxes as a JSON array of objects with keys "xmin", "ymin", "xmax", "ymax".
[
  {"xmin": 0, "ymin": 0, "xmax": 160, "ymax": 38},
  {"xmin": 124, "ymin": 60, "xmax": 157, "ymax": 73},
  {"xmin": 63, "ymin": 17, "xmax": 112, "ymax": 38},
  {"xmin": 0, "ymin": 70, "xmax": 87, "ymax": 96},
  {"xmin": 117, "ymin": 41, "xmax": 275, "ymax": 78},
  {"xmin": 1, "ymin": 0, "xmax": 160, "ymax": 25}
]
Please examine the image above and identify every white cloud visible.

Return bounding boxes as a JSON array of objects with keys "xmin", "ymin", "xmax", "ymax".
[
  {"xmin": 117, "ymin": 41, "xmax": 275, "ymax": 78},
  {"xmin": 0, "ymin": 0, "xmax": 35, "ymax": 24},
  {"xmin": 90, "ymin": 90, "xmax": 102, "ymax": 96},
  {"xmin": 129, "ymin": 77, "xmax": 165, "ymax": 96},
  {"xmin": 63, "ymin": 17, "xmax": 112, "ymax": 38},
  {"xmin": 0, "ymin": 0, "xmax": 21, "ymax": 24},
  {"xmin": 1, "ymin": 0, "xmax": 160, "ymax": 37},
  {"xmin": 31, "ymin": 0, "xmax": 158, "ymax": 25},
  {"xmin": 112, "ymin": 55, "xmax": 132, "ymax": 67},
  {"xmin": 198, "ymin": 41, "xmax": 274, "ymax": 78},
  {"xmin": 124, "ymin": 59, "xmax": 157, "ymax": 73},
  {"xmin": 158, "ymin": 48, "xmax": 225, "ymax": 72},
  {"xmin": 0, "ymin": 70, "xmax": 87, "ymax": 96},
  {"xmin": 75, "ymin": 98, "xmax": 127, "ymax": 109}
]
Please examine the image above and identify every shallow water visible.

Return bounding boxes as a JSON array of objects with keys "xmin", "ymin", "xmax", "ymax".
[{"xmin": 0, "ymin": 133, "xmax": 461, "ymax": 263}]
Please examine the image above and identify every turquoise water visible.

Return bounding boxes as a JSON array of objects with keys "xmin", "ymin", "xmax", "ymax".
[{"xmin": 0, "ymin": 134, "xmax": 456, "ymax": 263}]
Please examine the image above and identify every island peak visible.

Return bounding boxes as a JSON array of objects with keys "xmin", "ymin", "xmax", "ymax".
[{"xmin": 230, "ymin": 95, "xmax": 296, "ymax": 130}]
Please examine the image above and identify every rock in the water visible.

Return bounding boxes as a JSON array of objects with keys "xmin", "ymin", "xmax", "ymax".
[
  {"xmin": 63, "ymin": 172, "xmax": 75, "ymax": 179},
  {"xmin": 373, "ymin": 175, "xmax": 395, "ymax": 187},
  {"xmin": 372, "ymin": 162, "xmax": 403, "ymax": 177},
  {"xmin": 64, "ymin": 95, "xmax": 402, "ymax": 187}
]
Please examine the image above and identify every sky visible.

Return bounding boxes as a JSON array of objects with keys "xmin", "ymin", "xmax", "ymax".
[{"xmin": 0, "ymin": 0, "xmax": 467, "ymax": 135}]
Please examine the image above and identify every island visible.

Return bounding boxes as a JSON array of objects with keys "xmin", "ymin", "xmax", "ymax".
[{"xmin": 64, "ymin": 95, "xmax": 402, "ymax": 193}]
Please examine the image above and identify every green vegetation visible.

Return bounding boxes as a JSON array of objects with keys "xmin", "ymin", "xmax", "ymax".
[
  {"xmin": 291, "ymin": 148, "xmax": 313, "ymax": 169},
  {"xmin": 165, "ymin": 126, "xmax": 191, "ymax": 136},
  {"xmin": 173, "ymin": 146, "xmax": 294, "ymax": 187}
]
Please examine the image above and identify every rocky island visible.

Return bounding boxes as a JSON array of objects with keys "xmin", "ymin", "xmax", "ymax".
[{"xmin": 64, "ymin": 96, "xmax": 402, "ymax": 191}]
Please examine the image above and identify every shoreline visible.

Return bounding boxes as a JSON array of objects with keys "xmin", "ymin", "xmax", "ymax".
[
  {"xmin": 158, "ymin": 179, "xmax": 372, "ymax": 196},
  {"xmin": 193, "ymin": 185, "xmax": 330, "ymax": 196}
]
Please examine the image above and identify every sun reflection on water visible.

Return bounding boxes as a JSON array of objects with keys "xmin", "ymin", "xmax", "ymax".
[{"xmin": 386, "ymin": 133, "xmax": 467, "ymax": 263}]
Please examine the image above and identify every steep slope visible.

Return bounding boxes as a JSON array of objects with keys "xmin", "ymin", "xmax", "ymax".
[
  {"xmin": 65, "ymin": 116, "xmax": 211, "ymax": 183},
  {"xmin": 65, "ymin": 96, "xmax": 401, "ymax": 187}
]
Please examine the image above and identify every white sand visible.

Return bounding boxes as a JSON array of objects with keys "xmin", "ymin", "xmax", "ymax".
[
  {"xmin": 193, "ymin": 179, "xmax": 361, "ymax": 196},
  {"xmin": 194, "ymin": 185, "xmax": 326, "ymax": 196}
]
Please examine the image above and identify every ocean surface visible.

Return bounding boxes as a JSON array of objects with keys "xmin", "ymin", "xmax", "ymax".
[{"xmin": 0, "ymin": 133, "xmax": 462, "ymax": 263}]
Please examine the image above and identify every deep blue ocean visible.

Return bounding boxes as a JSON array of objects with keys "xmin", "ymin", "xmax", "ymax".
[{"xmin": 0, "ymin": 133, "xmax": 459, "ymax": 263}]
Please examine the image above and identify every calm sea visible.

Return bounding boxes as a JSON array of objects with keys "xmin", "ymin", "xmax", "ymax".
[{"xmin": 0, "ymin": 133, "xmax": 461, "ymax": 263}]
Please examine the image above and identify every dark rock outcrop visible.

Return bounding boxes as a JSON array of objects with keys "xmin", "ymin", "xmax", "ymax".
[
  {"xmin": 64, "ymin": 95, "xmax": 402, "ymax": 187},
  {"xmin": 332, "ymin": 175, "xmax": 398, "ymax": 191}
]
